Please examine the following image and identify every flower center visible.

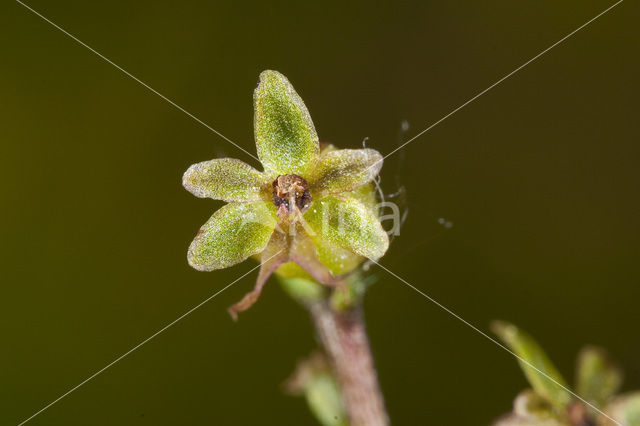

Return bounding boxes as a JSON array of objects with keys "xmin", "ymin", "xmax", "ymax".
[{"xmin": 272, "ymin": 174, "xmax": 312, "ymax": 213}]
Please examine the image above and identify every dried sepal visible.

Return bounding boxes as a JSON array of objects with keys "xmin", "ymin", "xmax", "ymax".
[
  {"xmin": 304, "ymin": 195, "xmax": 389, "ymax": 261},
  {"xmin": 254, "ymin": 70, "xmax": 319, "ymax": 176},
  {"xmin": 187, "ymin": 202, "xmax": 276, "ymax": 271},
  {"xmin": 311, "ymin": 148, "xmax": 383, "ymax": 196},
  {"xmin": 182, "ymin": 158, "xmax": 268, "ymax": 202},
  {"xmin": 228, "ymin": 230, "xmax": 289, "ymax": 319}
]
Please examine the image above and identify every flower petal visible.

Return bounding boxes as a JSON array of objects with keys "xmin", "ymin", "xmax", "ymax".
[
  {"xmin": 188, "ymin": 202, "xmax": 277, "ymax": 271},
  {"xmin": 312, "ymin": 236, "xmax": 364, "ymax": 275},
  {"xmin": 183, "ymin": 158, "xmax": 268, "ymax": 202},
  {"xmin": 311, "ymin": 148, "xmax": 383, "ymax": 196},
  {"xmin": 254, "ymin": 70, "xmax": 319, "ymax": 176},
  {"xmin": 304, "ymin": 195, "xmax": 389, "ymax": 261}
]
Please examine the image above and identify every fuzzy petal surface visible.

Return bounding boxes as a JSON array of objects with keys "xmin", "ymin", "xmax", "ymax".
[
  {"xmin": 183, "ymin": 158, "xmax": 268, "ymax": 202},
  {"xmin": 311, "ymin": 148, "xmax": 383, "ymax": 196},
  {"xmin": 304, "ymin": 195, "xmax": 389, "ymax": 261},
  {"xmin": 188, "ymin": 202, "xmax": 277, "ymax": 271},
  {"xmin": 254, "ymin": 70, "xmax": 319, "ymax": 176}
]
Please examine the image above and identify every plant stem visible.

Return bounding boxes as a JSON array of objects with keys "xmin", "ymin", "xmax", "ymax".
[{"xmin": 309, "ymin": 299, "xmax": 389, "ymax": 426}]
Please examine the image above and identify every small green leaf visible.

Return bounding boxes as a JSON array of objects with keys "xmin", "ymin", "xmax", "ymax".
[
  {"xmin": 304, "ymin": 195, "xmax": 389, "ymax": 261},
  {"xmin": 311, "ymin": 148, "xmax": 383, "ymax": 196},
  {"xmin": 305, "ymin": 373, "xmax": 347, "ymax": 426},
  {"xmin": 182, "ymin": 158, "xmax": 268, "ymax": 202},
  {"xmin": 491, "ymin": 321, "xmax": 572, "ymax": 409},
  {"xmin": 284, "ymin": 353, "xmax": 347, "ymax": 426},
  {"xmin": 188, "ymin": 202, "xmax": 276, "ymax": 271},
  {"xmin": 575, "ymin": 346, "xmax": 623, "ymax": 408},
  {"xmin": 254, "ymin": 70, "xmax": 319, "ymax": 176}
]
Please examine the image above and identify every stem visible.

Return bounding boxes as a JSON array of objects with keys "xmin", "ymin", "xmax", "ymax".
[{"xmin": 309, "ymin": 299, "xmax": 389, "ymax": 426}]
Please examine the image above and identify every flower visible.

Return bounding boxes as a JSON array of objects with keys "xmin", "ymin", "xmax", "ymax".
[{"xmin": 183, "ymin": 70, "xmax": 389, "ymax": 318}]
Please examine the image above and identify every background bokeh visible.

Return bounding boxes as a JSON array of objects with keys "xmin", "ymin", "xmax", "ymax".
[{"xmin": 2, "ymin": 0, "xmax": 638, "ymax": 424}]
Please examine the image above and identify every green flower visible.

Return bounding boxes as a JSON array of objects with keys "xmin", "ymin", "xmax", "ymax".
[{"xmin": 183, "ymin": 70, "xmax": 389, "ymax": 318}]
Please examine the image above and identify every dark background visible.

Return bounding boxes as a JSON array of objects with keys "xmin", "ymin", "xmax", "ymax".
[{"xmin": 2, "ymin": 0, "xmax": 638, "ymax": 424}]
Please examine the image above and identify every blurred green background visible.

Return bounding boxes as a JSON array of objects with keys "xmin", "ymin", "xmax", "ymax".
[{"xmin": 2, "ymin": 0, "xmax": 638, "ymax": 424}]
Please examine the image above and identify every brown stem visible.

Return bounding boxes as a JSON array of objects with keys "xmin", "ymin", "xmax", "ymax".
[{"xmin": 309, "ymin": 300, "xmax": 389, "ymax": 426}]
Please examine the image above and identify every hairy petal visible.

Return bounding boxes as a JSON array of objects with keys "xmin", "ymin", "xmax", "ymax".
[
  {"xmin": 304, "ymin": 196, "xmax": 389, "ymax": 261},
  {"xmin": 183, "ymin": 158, "xmax": 268, "ymax": 202},
  {"xmin": 312, "ymin": 236, "xmax": 364, "ymax": 276},
  {"xmin": 311, "ymin": 148, "xmax": 383, "ymax": 196},
  {"xmin": 254, "ymin": 70, "xmax": 319, "ymax": 176},
  {"xmin": 188, "ymin": 202, "xmax": 277, "ymax": 271}
]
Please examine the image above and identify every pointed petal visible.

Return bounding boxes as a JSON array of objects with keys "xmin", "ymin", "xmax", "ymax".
[
  {"xmin": 254, "ymin": 70, "xmax": 319, "ymax": 176},
  {"xmin": 228, "ymin": 230, "xmax": 289, "ymax": 319},
  {"xmin": 187, "ymin": 202, "xmax": 277, "ymax": 271},
  {"xmin": 312, "ymin": 237, "xmax": 364, "ymax": 276},
  {"xmin": 491, "ymin": 321, "xmax": 572, "ymax": 409},
  {"xmin": 304, "ymin": 195, "xmax": 389, "ymax": 261},
  {"xmin": 183, "ymin": 158, "xmax": 268, "ymax": 202},
  {"xmin": 311, "ymin": 148, "xmax": 383, "ymax": 196}
]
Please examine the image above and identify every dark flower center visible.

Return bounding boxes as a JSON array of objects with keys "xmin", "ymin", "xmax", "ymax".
[{"xmin": 272, "ymin": 174, "xmax": 312, "ymax": 213}]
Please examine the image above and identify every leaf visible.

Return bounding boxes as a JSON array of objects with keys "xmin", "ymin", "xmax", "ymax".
[
  {"xmin": 183, "ymin": 158, "xmax": 268, "ymax": 202},
  {"xmin": 311, "ymin": 148, "xmax": 383, "ymax": 196},
  {"xmin": 254, "ymin": 70, "xmax": 319, "ymax": 176},
  {"xmin": 304, "ymin": 372, "xmax": 347, "ymax": 426},
  {"xmin": 284, "ymin": 352, "xmax": 347, "ymax": 426},
  {"xmin": 575, "ymin": 346, "xmax": 623, "ymax": 408},
  {"xmin": 491, "ymin": 321, "xmax": 572, "ymax": 409},
  {"xmin": 187, "ymin": 202, "xmax": 276, "ymax": 271},
  {"xmin": 304, "ymin": 195, "xmax": 389, "ymax": 261}
]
